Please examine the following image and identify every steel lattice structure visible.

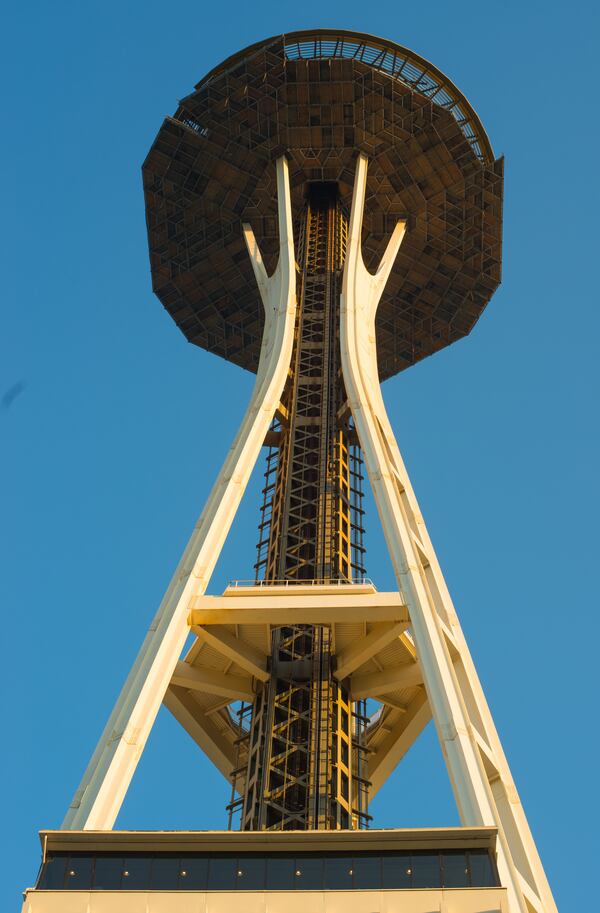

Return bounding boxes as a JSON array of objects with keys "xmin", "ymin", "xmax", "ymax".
[{"xmin": 230, "ymin": 184, "xmax": 369, "ymax": 832}]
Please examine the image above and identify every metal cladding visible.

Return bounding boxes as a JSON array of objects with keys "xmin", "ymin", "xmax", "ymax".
[{"xmin": 143, "ymin": 31, "xmax": 503, "ymax": 381}]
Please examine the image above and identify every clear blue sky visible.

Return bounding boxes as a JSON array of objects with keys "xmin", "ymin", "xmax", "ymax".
[{"xmin": 2, "ymin": 1, "xmax": 598, "ymax": 910}]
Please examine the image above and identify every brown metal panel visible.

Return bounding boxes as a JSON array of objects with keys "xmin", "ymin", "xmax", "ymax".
[{"xmin": 142, "ymin": 32, "xmax": 502, "ymax": 380}]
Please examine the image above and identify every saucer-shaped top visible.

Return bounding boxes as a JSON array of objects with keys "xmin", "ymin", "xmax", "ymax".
[{"xmin": 143, "ymin": 30, "xmax": 503, "ymax": 379}]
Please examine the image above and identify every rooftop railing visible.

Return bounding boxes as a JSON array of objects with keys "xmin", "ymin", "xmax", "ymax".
[{"xmin": 227, "ymin": 577, "xmax": 375, "ymax": 588}]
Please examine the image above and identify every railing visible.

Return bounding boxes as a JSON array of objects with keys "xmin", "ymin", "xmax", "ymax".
[
  {"xmin": 197, "ymin": 30, "xmax": 494, "ymax": 164},
  {"xmin": 283, "ymin": 33, "xmax": 492, "ymax": 163},
  {"xmin": 227, "ymin": 577, "xmax": 375, "ymax": 588}
]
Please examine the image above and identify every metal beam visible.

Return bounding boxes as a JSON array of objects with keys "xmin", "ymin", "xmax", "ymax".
[
  {"xmin": 379, "ymin": 694, "xmax": 408, "ymax": 712},
  {"xmin": 341, "ymin": 153, "xmax": 554, "ymax": 913},
  {"xmin": 335, "ymin": 621, "xmax": 408, "ymax": 680},
  {"xmin": 163, "ymin": 686, "xmax": 236, "ymax": 784},
  {"xmin": 191, "ymin": 625, "xmax": 269, "ymax": 682},
  {"xmin": 351, "ymin": 663, "xmax": 423, "ymax": 698},
  {"xmin": 189, "ymin": 592, "xmax": 408, "ymax": 627},
  {"xmin": 171, "ymin": 660, "xmax": 254, "ymax": 701},
  {"xmin": 368, "ymin": 689, "xmax": 431, "ymax": 798},
  {"xmin": 62, "ymin": 156, "xmax": 296, "ymax": 831}
]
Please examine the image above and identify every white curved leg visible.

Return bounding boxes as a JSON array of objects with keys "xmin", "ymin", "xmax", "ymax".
[
  {"xmin": 340, "ymin": 154, "xmax": 557, "ymax": 913},
  {"xmin": 63, "ymin": 156, "xmax": 297, "ymax": 831}
]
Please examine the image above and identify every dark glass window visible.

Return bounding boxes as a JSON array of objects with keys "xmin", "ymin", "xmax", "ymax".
[
  {"xmin": 236, "ymin": 855, "xmax": 265, "ymax": 890},
  {"xmin": 151, "ymin": 855, "xmax": 180, "ymax": 890},
  {"xmin": 442, "ymin": 851, "xmax": 469, "ymax": 888},
  {"xmin": 65, "ymin": 855, "xmax": 94, "ymax": 889},
  {"xmin": 93, "ymin": 855, "xmax": 125, "ymax": 889},
  {"xmin": 34, "ymin": 845, "xmax": 499, "ymax": 893},
  {"xmin": 121, "ymin": 855, "xmax": 152, "ymax": 890},
  {"xmin": 382, "ymin": 851, "xmax": 412, "ymax": 888},
  {"xmin": 266, "ymin": 854, "xmax": 295, "ymax": 890},
  {"xmin": 352, "ymin": 854, "xmax": 381, "ymax": 889},
  {"xmin": 324, "ymin": 855, "xmax": 353, "ymax": 890},
  {"xmin": 468, "ymin": 850, "xmax": 496, "ymax": 887},
  {"xmin": 179, "ymin": 855, "xmax": 209, "ymax": 890},
  {"xmin": 294, "ymin": 854, "xmax": 323, "ymax": 889},
  {"xmin": 411, "ymin": 852, "xmax": 441, "ymax": 888},
  {"xmin": 38, "ymin": 856, "xmax": 67, "ymax": 889},
  {"xmin": 208, "ymin": 854, "xmax": 237, "ymax": 890}
]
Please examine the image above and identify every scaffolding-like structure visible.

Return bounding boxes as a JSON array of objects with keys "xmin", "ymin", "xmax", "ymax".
[
  {"xmin": 255, "ymin": 186, "xmax": 365, "ymax": 585},
  {"xmin": 229, "ymin": 185, "xmax": 369, "ymax": 831}
]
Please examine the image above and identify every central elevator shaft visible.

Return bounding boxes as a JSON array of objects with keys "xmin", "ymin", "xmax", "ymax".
[
  {"xmin": 265, "ymin": 183, "xmax": 352, "ymax": 583},
  {"xmin": 232, "ymin": 184, "xmax": 369, "ymax": 832}
]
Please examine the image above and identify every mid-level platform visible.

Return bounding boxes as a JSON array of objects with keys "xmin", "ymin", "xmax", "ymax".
[{"xmin": 22, "ymin": 826, "xmax": 508, "ymax": 912}]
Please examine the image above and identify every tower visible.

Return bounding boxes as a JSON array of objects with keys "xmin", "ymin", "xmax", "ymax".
[{"xmin": 22, "ymin": 29, "xmax": 558, "ymax": 913}]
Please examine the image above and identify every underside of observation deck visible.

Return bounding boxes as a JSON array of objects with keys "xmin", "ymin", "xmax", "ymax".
[{"xmin": 143, "ymin": 30, "xmax": 503, "ymax": 381}]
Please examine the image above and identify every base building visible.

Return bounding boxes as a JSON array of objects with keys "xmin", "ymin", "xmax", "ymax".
[{"xmin": 27, "ymin": 828, "xmax": 505, "ymax": 913}]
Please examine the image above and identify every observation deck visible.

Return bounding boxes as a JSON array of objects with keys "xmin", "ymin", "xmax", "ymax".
[{"xmin": 143, "ymin": 29, "xmax": 503, "ymax": 380}]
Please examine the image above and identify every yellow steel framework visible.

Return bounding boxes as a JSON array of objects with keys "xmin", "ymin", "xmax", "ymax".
[{"xmin": 231, "ymin": 186, "xmax": 369, "ymax": 831}]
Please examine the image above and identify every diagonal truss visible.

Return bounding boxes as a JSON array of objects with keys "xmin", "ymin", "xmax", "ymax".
[
  {"xmin": 340, "ymin": 153, "xmax": 557, "ymax": 913},
  {"xmin": 62, "ymin": 156, "xmax": 297, "ymax": 831}
]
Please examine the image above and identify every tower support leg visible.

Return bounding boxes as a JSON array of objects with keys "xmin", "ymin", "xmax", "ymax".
[
  {"xmin": 340, "ymin": 153, "xmax": 557, "ymax": 913},
  {"xmin": 62, "ymin": 157, "xmax": 297, "ymax": 831}
]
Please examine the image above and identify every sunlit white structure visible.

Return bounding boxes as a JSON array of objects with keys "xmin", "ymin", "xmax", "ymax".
[{"xmin": 22, "ymin": 30, "xmax": 557, "ymax": 913}]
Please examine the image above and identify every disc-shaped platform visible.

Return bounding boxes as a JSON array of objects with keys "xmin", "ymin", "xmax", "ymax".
[
  {"xmin": 165, "ymin": 583, "xmax": 426, "ymax": 800},
  {"xmin": 143, "ymin": 30, "xmax": 503, "ymax": 380}
]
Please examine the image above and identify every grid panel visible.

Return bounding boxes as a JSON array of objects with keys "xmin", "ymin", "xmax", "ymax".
[{"xmin": 143, "ymin": 34, "xmax": 503, "ymax": 381}]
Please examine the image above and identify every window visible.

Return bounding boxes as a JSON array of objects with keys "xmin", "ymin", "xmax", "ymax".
[
  {"xmin": 65, "ymin": 854, "xmax": 94, "ymax": 891},
  {"xmin": 93, "ymin": 855, "xmax": 125, "ymax": 890},
  {"xmin": 150, "ymin": 855, "xmax": 180, "ymax": 890},
  {"xmin": 266, "ymin": 854, "xmax": 295, "ymax": 890},
  {"xmin": 294, "ymin": 854, "xmax": 323, "ymax": 889},
  {"xmin": 207, "ymin": 854, "xmax": 237, "ymax": 890},
  {"xmin": 64, "ymin": 855, "xmax": 94, "ymax": 889},
  {"xmin": 352, "ymin": 854, "xmax": 381, "ymax": 889},
  {"xmin": 468, "ymin": 850, "xmax": 496, "ymax": 887},
  {"xmin": 236, "ymin": 855, "xmax": 265, "ymax": 890},
  {"xmin": 38, "ymin": 856, "xmax": 67, "ymax": 889},
  {"xmin": 120, "ymin": 855, "xmax": 152, "ymax": 890},
  {"xmin": 178, "ymin": 855, "xmax": 209, "ymax": 890},
  {"xmin": 411, "ymin": 852, "xmax": 441, "ymax": 888},
  {"xmin": 324, "ymin": 855, "xmax": 353, "ymax": 890},
  {"xmin": 441, "ymin": 851, "xmax": 469, "ymax": 888},
  {"xmin": 34, "ymin": 845, "xmax": 500, "ymax": 892},
  {"xmin": 382, "ymin": 851, "xmax": 412, "ymax": 888}
]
